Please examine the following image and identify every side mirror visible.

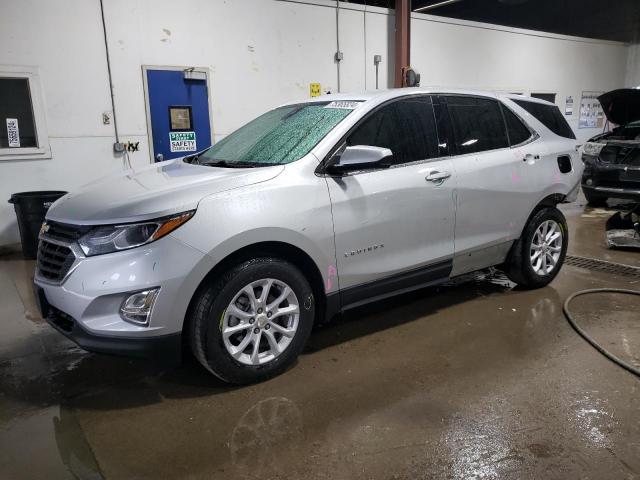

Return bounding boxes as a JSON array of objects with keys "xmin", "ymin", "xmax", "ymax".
[{"xmin": 326, "ymin": 145, "xmax": 393, "ymax": 174}]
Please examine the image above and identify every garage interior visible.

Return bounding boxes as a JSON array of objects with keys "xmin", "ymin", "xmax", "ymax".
[{"xmin": 1, "ymin": 0, "xmax": 640, "ymax": 478}]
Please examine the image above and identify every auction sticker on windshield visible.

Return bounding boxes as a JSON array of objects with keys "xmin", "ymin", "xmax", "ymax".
[
  {"xmin": 324, "ymin": 101, "xmax": 361, "ymax": 109},
  {"xmin": 170, "ymin": 131, "xmax": 197, "ymax": 152}
]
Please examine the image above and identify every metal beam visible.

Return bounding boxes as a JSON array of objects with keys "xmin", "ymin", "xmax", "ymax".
[{"xmin": 394, "ymin": 0, "xmax": 411, "ymax": 87}]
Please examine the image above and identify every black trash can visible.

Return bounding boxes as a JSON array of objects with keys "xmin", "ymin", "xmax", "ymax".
[{"xmin": 8, "ymin": 191, "xmax": 67, "ymax": 259}]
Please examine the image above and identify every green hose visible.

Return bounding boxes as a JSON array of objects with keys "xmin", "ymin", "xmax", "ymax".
[{"xmin": 563, "ymin": 288, "xmax": 640, "ymax": 378}]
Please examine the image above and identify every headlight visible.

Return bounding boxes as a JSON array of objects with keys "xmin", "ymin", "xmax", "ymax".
[
  {"xmin": 78, "ymin": 211, "xmax": 194, "ymax": 256},
  {"xmin": 583, "ymin": 142, "xmax": 606, "ymax": 157}
]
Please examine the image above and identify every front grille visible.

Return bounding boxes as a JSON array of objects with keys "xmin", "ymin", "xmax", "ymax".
[
  {"xmin": 600, "ymin": 144, "xmax": 640, "ymax": 166},
  {"xmin": 37, "ymin": 239, "xmax": 75, "ymax": 282},
  {"xmin": 36, "ymin": 221, "xmax": 87, "ymax": 283}
]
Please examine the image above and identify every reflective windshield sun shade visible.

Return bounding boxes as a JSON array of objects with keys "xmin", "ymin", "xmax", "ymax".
[
  {"xmin": 512, "ymin": 99, "xmax": 576, "ymax": 139},
  {"xmin": 199, "ymin": 102, "xmax": 359, "ymax": 165}
]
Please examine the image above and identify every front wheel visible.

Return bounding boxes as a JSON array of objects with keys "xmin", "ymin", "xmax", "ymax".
[
  {"xmin": 188, "ymin": 258, "xmax": 315, "ymax": 384},
  {"xmin": 504, "ymin": 207, "xmax": 568, "ymax": 289}
]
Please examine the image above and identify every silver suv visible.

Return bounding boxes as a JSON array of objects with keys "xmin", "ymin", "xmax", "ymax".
[{"xmin": 34, "ymin": 89, "xmax": 582, "ymax": 383}]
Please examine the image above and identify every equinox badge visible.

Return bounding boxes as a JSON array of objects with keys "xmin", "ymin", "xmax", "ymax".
[{"xmin": 344, "ymin": 243, "xmax": 384, "ymax": 258}]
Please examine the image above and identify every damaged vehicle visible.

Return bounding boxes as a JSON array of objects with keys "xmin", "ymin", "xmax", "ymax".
[
  {"xmin": 34, "ymin": 89, "xmax": 582, "ymax": 384},
  {"xmin": 581, "ymin": 88, "xmax": 640, "ymax": 206}
]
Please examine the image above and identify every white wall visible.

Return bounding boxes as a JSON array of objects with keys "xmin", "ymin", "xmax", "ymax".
[
  {"xmin": 0, "ymin": 0, "xmax": 634, "ymax": 247},
  {"xmin": 0, "ymin": 0, "xmax": 117, "ymax": 246},
  {"xmin": 626, "ymin": 44, "xmax": 640, "ymax": 88},
  {"xmin": 411, "ymin": 13, "xmax": 629, "ymax": 143}
]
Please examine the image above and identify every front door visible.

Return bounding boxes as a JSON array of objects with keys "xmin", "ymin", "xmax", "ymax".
[
  {"xmin": 326, "ymin": 96, "xmax": 456, "ymax": 307},
  {"xmin": 144, "ymin": 67, "xmax": 212, "ymax": 162}
]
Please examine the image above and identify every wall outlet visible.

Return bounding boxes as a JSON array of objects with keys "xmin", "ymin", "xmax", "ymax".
[{"xmin": 102, "ymin": 111, "xmax": 112, "ymax": 125}]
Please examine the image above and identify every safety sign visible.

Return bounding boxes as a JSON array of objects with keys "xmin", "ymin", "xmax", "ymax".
[{"xmin": 169, "ymin": 131, "xmax": 197, "ymax": 152}]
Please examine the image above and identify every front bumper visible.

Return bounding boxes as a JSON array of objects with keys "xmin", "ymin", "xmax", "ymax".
[
  {"xmin": 581, "ymin": 183, "xmax": 640, "ymax": 200},
  {"xmin": 33, "ymin": 232, "xmax": 215, "ymax": 359},
  {"xmin": 34, "ymin": 283, "xmax": 182, "ymax": 363},
  {"xmin": 582, "ymin": 153, "xmax": 640, "ymax": 200}
]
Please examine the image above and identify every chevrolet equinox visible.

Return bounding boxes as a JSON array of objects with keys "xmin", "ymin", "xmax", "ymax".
[{"xmin": 34, "ymin": 89, "xmax": 582, "ymax": 384}]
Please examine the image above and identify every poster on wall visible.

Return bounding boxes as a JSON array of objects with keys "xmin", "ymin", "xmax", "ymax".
[
  {"xmin": 564, "ymin": 96, "xmax": 574, "ymax": 116},
  {"xmin": 579, "ymin": 91, "xmax": 604, "ymax": 129}
]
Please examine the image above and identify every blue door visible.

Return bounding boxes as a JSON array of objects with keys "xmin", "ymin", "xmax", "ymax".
[{"xmin": 146, "ymin": 68, "xmax": 212, "ymax": 162}]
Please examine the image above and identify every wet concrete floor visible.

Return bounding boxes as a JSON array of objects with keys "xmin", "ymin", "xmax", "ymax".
[{"xmin": 1, "ymin": 196, "xmax": 639, "ymax": 479}]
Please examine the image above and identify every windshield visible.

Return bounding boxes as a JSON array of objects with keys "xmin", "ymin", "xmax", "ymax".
[{"xmin": 198, "ymin": 101, "xmax": 360, "ymax": 166}]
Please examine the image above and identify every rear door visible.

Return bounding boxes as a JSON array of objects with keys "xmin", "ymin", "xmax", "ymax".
[
  {"xmin": 326, "ymin": 96, "xmax": 456, "ymax": 304},
  {"xmin": 438, "ymin": 95, "xmax": 531, "ymax": 275}
]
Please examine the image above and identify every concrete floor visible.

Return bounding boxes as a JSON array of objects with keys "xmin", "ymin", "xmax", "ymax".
[{"xmin": 1, "ymin": 196, "xmax": 639, "ymax": 479}]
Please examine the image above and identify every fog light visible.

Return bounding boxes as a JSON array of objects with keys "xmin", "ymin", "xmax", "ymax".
[
  {"xmin": 586, "ymin": 178, "xmax": 593, "ymax": 186},
  {"xmin": 120, "ymin": 288, "xmax": 160, "ymax": 325}
]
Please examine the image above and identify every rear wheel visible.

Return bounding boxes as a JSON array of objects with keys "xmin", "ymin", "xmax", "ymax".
[
  {"xmin": 504, "ymin": 207, "xmax": 568, "ymax": 289},
  {"xmin": 188, "ymin": 258, "xmax": 315, "ymax": 384}
]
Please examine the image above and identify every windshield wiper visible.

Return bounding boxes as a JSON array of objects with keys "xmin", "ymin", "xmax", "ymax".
[
  {"xmin": 202, "ymin": 159, "xmax": 232, "ymax": 168},
  {"xmin": 184, "ymin": 153, "xmax": 201, "ymax": 164},
  {"xmin": 202, "ymin": 160, "xmax": 278, "ymax": 168},
  {"xmin": 235, "ymin": 161, "xmax": 279, "ymax": 167}
]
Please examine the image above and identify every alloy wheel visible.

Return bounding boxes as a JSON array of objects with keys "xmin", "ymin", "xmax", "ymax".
[
  {"xmin": 530, "ymin": 220, "xmax": 563, "ymax": 276},
  {"xmin": 221, "ymin": 278, "xmax": 300, "ymax": 365}
]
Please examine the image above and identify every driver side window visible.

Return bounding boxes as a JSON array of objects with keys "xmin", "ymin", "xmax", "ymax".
[{"xmin": 347, "ymin": 97, "xmax": 439, "ymax": 165}]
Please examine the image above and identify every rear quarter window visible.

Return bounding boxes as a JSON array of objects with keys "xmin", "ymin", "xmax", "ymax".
[
  {"xmin": 512, "ymin": 99, "xmax": 576, "ymax": 139},
  {"xmin": 501, "ymin": 104, "xmax": 533, "ymax": 146}
]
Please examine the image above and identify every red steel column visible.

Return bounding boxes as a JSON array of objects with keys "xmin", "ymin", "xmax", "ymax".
[{"xmin": 394, "ymin": 0, "xmax": 411, "ymax": 87}]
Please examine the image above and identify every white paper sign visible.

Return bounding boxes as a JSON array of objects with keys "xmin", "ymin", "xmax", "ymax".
[
  {"xmin": 564, "ymin": 96, "xmax": 573, "ymax": 116},
  {"xmin": 6, "ymin": 118, "xmax": 20, "ymax": 147},
  {"xmin": 324, "ymin": 101, "xmax": 361, "ymax": 110}
]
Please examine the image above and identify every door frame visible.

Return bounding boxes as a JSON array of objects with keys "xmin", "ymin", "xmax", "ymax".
[{"xmin": 141, "ymin": 65, "xmax": 215, "ymax": 163}]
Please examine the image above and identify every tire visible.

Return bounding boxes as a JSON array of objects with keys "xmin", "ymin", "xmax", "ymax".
[
  {"xmin": 188, "ymin": 257, "xmax": 315, "ymax": 384},
  {"xmin": 504, "ymin": 207, "xmax": 568, "ymax": 289},
  {"xmin": 583, "ymin": 189, "xmax": 607, "ymax": 207}
]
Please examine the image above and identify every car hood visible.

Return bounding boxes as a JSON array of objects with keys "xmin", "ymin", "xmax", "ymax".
[
  {"xmin": 598, "ymin": 89, "xmax": 640, "ymax": 126},
  {"xmin": 47, "ymin": 159, "xmax": 285, "ymax": 225}
]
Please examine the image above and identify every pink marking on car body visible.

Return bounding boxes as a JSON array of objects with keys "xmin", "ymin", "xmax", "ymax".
[{"xmin": 326, "ymin": 265, "xmax": 337, "ymax": 291}]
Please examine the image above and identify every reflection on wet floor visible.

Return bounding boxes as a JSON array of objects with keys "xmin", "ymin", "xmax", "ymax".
[{"xmin": 1, "ymin": 199, "xmax": 639, "ymax": 479}]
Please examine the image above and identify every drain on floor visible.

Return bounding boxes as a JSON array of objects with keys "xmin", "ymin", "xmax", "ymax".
[{"xmin": 565, "ymin": 255, "xmax": 640, "ymax": 278}]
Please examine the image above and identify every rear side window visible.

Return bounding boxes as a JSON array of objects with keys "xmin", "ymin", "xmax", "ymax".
[
  {"xmin": 444, "ymin": 96, "xmax": 509, "ymax": 154},
  {"xmin": 348, "ymin": 97, "xmax": 439, "ymax": 165},
  {"xmin": 512, "ymin": 99, "xmax": 576, "ymax": 139},
  {"xmin": 501, "ymin": 104, "xmax": 533, "ymax": 146}
]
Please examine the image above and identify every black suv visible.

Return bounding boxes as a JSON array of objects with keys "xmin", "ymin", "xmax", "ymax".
[{"xmin": 581, "ymin": 89, "xmax": 640, "ymax": 206}]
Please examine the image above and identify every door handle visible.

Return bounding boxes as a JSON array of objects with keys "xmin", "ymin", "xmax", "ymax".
[
  {"xmin": 523, "ymin": 153, "xmax": 540, "ymax": 162},
  {"xmin": 425, "ymin": 171, "xmax": 452, "ymax": 183}
]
